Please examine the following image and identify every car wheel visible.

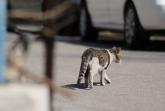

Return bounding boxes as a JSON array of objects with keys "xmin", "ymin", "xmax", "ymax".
[
  {"xmin": 124, "ymin": 2, "xmax": 149, "ymax": 49},
  {"xmin": 79, "ymin": 4, "xmax": 98, "ymax": 41}
]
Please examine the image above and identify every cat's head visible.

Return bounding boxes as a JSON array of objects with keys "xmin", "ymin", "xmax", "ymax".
[{"xmin": 110, "ymin": 47, "xmax": 121, "ymax": 63}]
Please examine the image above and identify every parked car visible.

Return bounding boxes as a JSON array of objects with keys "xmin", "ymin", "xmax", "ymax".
[{"xmin": 79, "ymin": 0, "xmax": 165, "ymax": 48}]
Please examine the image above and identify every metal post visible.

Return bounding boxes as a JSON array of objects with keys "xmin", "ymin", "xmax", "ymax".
[
  {"xmin": 0, "ymin": 0, "xmax": 7, "ymax": 83},
  {"xmin": 42, "ymin": 0, "xmax": 69, "ymax": 110},
  {"xmin": 44, "ymin": 37, "xmax": 55, "ymax": 111},
  {"xmin": 42, "ymin": 1, "xmax": 57, "ymax": 111}
]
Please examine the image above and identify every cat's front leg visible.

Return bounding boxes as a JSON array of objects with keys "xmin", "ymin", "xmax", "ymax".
[
  {"xmin": 104, "ymin": 72, "xmax": 111, "ymax": 84},
  {"xmin": 100, "ymin": 70, "xmax": 106, "ymax": 86}
]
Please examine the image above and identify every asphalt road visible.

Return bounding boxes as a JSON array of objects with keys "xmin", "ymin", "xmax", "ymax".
[
  {"xmin": 54, "ymin": 36, "xmax": 165, "ymax": 111},
  {"xmin": 6, "ymin": 33, "xmax": 165, "ymax": 111}
]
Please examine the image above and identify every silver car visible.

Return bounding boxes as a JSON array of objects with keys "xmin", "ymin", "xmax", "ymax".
[{"xmin": 79, "ymin": 0, "xmax": 165, "ymax": 48}]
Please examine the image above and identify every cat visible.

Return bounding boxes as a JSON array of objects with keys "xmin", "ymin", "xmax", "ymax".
[{"xmin": 77, "ymin": 47, "xmax": 121, "ymax": 89}]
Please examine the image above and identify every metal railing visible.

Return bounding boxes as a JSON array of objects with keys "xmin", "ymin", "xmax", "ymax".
[{"xmin": 6, "ymin": 0, "xmax": 75, "ymax": 111}]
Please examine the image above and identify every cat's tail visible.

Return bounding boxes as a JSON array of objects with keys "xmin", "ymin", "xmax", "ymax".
[{"xmin": 77, "ymin": 56, "xmax": 90, "ymax": 84}]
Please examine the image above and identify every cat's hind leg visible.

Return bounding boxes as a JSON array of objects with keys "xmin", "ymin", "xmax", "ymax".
[
  {"xmin": 84, "ymin": 68, "xmax": 89, "ymax": 88},
  {"xmin": 104, "ymin": 72, "xmax": 111, "ymax": 84},
  {"xmin": 87, "ymin": 57, "xmax": 99, "ymax": 89},
  {"xmin": 87, "ymin": 71, "xmax": 94, "ymax": 89}
]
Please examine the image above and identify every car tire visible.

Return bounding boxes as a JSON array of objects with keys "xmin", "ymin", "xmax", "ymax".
[
  {"xmin": 79, "ymin": 3, "xmax": 98, "ymax": 41},
  {"xmin": 124, "ymin": 2, "xmax": 149, "ymax": 49}
]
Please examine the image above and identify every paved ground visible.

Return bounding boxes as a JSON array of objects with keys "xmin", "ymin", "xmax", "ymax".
[
  {"xmin": 54, "ymin": 36, "xmax": 165, "ymax": 111},
  {"xmin": 5, "ymin": 33, "xmax": 165, "ymax": 111}
]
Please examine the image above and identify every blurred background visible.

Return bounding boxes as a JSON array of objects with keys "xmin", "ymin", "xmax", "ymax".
[{"xmin": 1, "ymin": 0, "xmax": 165, "ymax": 111}]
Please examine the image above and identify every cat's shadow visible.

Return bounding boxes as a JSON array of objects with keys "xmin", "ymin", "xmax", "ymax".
[{"xmin": 63, "ymin": 82, "xmax": 100, "ymax": 90}]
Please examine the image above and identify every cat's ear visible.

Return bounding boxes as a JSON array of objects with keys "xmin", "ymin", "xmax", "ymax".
[
  {"xmin": 111, "ymin": 47, "xmax": 121, "ymax": 53},
  {"xmin": 112, "ymin": 46, "xmax": 117, "ymax": 51},
  {"xmin": 117, "ymin": 47, "xmax": 121, "ymax": 53},
  {"xmin": 110, "ymin": 46, "xmax": 116, "ymax": 53},
  {"xmin": 112, "ymin": 46, "xmax": 117, "ymax": 50}
]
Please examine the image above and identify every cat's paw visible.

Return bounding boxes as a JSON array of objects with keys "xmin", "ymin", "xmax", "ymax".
[
  {"xmin": 100, "ymin": 82, "xmax": 106, "ymax": 86},
  {"xmin": 105, "ymin": 79, "xmax": 111, "ymax": 84},
  {"xmin": 86, "ymin": 87, "xmax": 92, "ymax": 90},
  {"xmin": 106, "ymin": 80, "xmax": 111, "ymax": 84},
  {"xmin": 77, "ymin": 79, "xmax": 81, "ymax": 84},
  {"xmin": 84, "ymin": 83, "xmax": 88, "ymax": 88},
  {"xmin": 87, "ymin": 84, "xmax": 93, "ymax": 89}
]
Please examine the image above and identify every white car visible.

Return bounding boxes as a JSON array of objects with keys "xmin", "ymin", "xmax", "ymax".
[{"xmin": 79, "ymin": 0, "xmax": 165, "ymax": 48}]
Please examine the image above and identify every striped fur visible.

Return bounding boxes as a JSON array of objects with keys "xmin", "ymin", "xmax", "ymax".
[{"xmin": 77, "ymin": 56, "xmax": 91, "ymax": 84}]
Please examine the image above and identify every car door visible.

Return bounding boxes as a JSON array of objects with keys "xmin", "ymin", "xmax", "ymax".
[
  {"xmin": 87, "ymin": 0, "xmax": 110, "ymax": 28},
  {"xmin": 108, "ymin": 0, "xmax": 126, "ymax": 30}
]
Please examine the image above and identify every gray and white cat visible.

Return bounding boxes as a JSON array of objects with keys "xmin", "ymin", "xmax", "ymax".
[{"xmin": 77, "ymin": 47, "xmax": 121, "ymax": 89}]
